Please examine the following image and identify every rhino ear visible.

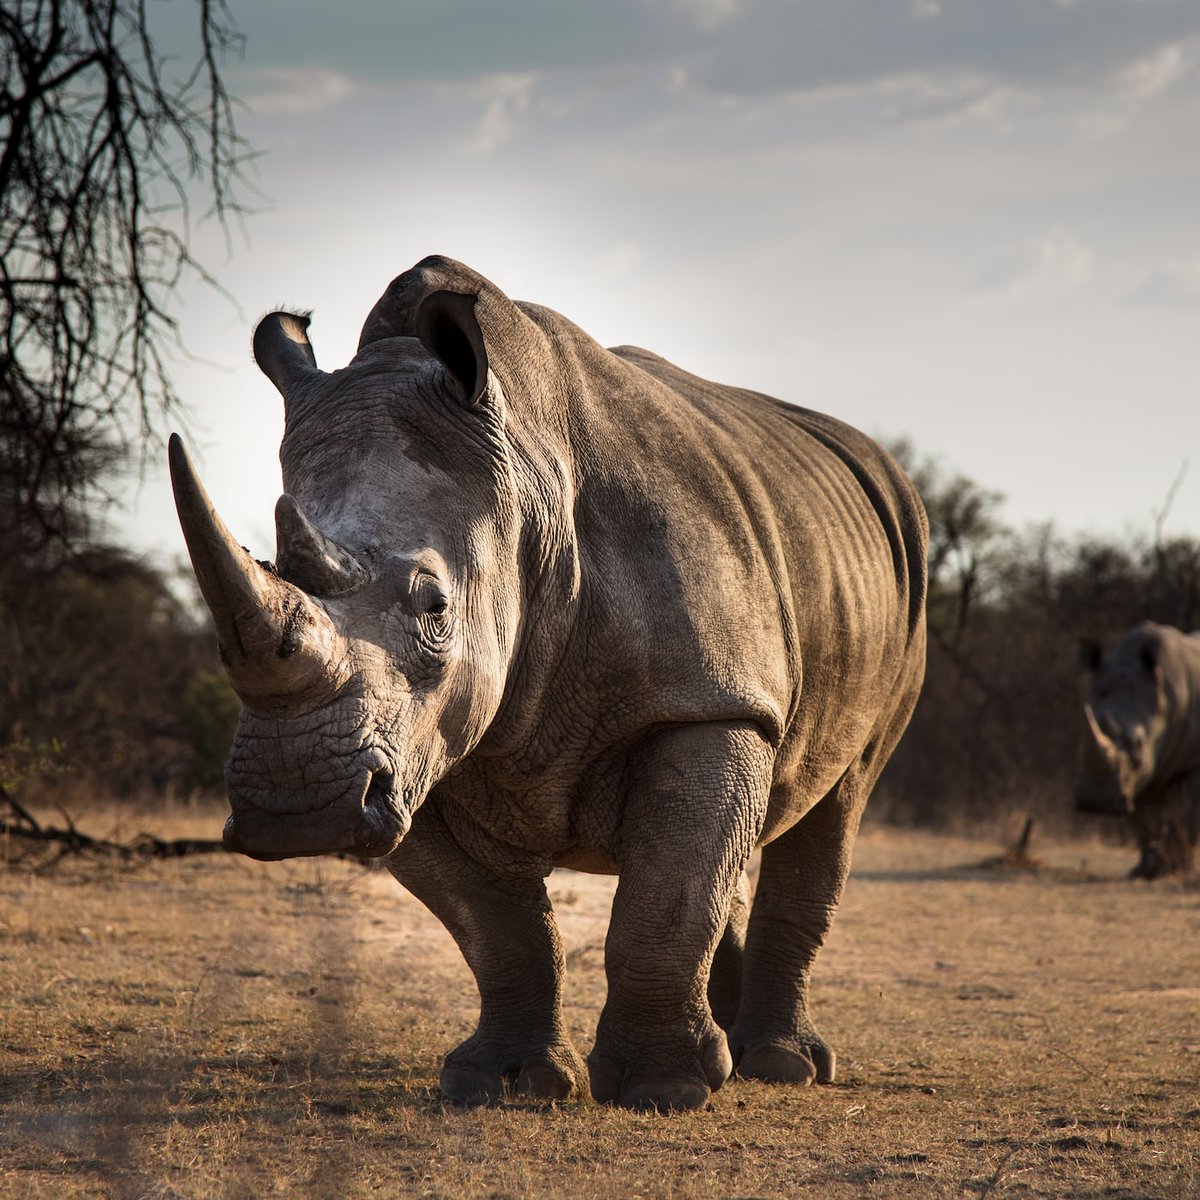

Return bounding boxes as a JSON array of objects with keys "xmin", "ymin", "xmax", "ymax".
[
  {"xmin": 416, "ymin": 290, "xmax": 488, "ymax": 407},
  {"xmin": 1139, "ymin": 640, "xmax": 1160, "ymax": 675},
  {"xmin": 254, "ymin": 311, "xmax": 323, "ymax": 401},
  {"xmin": 1079, "ymin": 637, "xmax": 1104, "ymax": 672}
]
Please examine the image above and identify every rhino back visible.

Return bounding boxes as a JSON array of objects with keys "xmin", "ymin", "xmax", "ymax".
[{"xmin": 497, "ymin": 327, "xmax": 927, "ymax": 821}]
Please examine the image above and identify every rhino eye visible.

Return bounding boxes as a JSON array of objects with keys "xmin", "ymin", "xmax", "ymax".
[
  {"xmin": 413, "ymin": 578, "xmax": 452, "ymax": 644},
  {"xmin": 417, "ymin": 583, "xmax": 449, "ymax": 617}
]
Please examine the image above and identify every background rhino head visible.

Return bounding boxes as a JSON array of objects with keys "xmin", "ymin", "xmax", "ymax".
[
  {"xmin": 172, "ymin": 280, "xmax": 530, "ymax": 860},
  {"xmin": 1072, "ymin": 626, "xmax": 1167, "ymax": 816}
]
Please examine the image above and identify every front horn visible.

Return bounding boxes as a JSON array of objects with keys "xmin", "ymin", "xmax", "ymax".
[{"xmin": 169, "ymin": 434, "xmax": 340, "ymax": 700}]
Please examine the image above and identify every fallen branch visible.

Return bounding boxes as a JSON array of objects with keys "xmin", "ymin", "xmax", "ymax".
[
  {"xmin": 1, "ymin": 784, "xmax": 226, "ymax": 866},
  {"xmin": 1, "ymin": 792, "xmax": 377, "ymax": 870},
  {"xmin": 978, "ymin": 815, "xmax": 1042, "ymax": 873},
  {"xmin": 0, "ymin": 815, "xmax": 227, "ymax": 863}
]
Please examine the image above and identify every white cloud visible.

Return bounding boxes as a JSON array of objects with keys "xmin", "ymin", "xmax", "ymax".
[
  {"xmin": 974, "ymin": 230, "xmax": 1094, "ymax": 301},
  {"xmin": 1074, "ymin": 41, "xmax": 1194, "ymax": 142},
  {"xmin": 459, "ymin": 73, "xmax": 539, "ymax": 154},
  {"xmin": 1128, "ymin": 256, "xmax": 1200, "ymax": 306},
  {"xmin": 880, "ymin": 73, "xmax": 1034, "ymax": 131},
  {"xmin": 242, "ymin": 67, "xmax": 360, "ymax": 115},
  {"xmin": 1117, "ymin": 41, "xmax": 1190, "ymax": 100},
  {"xmin": 644, "ymin": 0, "xmax": 744, "ymax": 31}
]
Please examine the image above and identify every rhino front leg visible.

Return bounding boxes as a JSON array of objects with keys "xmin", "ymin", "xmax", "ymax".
[
  {"xmin": 588, "ymin": 721, "xmax": 772, "ymax": 1112},
  {"xmin": 386, "ymin": 804, "xmax": 585, "ymax": 1104},
  {"xmin": 708, "ymin": 870, "xmax": 751, "ymax": 1032},
  {"xmin": 1130, "ymin": 770, "xmax": 1200, "ymax": 879}
]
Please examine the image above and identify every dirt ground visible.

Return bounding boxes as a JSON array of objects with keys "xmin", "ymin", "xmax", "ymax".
[{"xmin": 0, "ymin": 805, "xmax": 1197, "ymax": 1199}]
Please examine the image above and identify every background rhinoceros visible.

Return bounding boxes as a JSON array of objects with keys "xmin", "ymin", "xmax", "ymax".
[
  {"xmin": 1075, "ymin": 620, "xmax": 1200, "ymax": 878},
  {"xmin": 171, "ymin": 255, "xmax": 927, "ymax": 1112}
]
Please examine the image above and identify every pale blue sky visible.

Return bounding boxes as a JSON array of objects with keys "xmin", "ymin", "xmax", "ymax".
[{"xmin": 124, "ymin": 0, "xmax": 1200, "ymax": 564}]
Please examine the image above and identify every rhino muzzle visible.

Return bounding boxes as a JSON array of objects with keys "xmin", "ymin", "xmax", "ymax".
[
  {"xmin": 222, "ymin": 768, "xmax": 412, "ymax": 861},
  {"xmin": 1072, "ymin": 782, "xmax": 1132, "ymax": 817}
]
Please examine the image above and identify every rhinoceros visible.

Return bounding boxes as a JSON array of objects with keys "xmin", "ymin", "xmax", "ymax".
[
  {"xmin": 170, "ymin": 255, "xmax": 927, "ymax": 1112},
  {"xmin": 1075, "ymin": 621, "xmax": 1200, "ymax": 879}
]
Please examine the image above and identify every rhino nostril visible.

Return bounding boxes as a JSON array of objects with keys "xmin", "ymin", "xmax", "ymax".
[
  {"xmin": 356, "ymin": 766, "xmax": 409, "ymax": 856},
  {"xmin": 363, "ymin": 767, "xmax": 395, "ymax": 812}
]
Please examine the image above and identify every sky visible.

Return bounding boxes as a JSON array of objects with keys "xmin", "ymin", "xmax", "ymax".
[{"xmin": 122, "ymin": 0, "xmax": 1200, "ymax": 566}]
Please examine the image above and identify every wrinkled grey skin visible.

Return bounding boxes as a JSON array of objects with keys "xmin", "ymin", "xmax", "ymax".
[
  {"xmin": 1074, "ymin": 621, "xmax": 1200, "ymax": 879},
  {"xmin": 172, "ymin": 256, "xmax": 928, "ymax": 1112}
]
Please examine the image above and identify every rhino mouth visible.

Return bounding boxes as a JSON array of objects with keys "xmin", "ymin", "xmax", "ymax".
[{"xmin": 223, "ymin": 768, "xmax": 413, "ymax": 861}]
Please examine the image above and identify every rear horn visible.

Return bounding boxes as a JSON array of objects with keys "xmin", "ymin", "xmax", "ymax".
[{"xmin": 275, "ymin": 493, "xmax": 369, "ymax": 598}]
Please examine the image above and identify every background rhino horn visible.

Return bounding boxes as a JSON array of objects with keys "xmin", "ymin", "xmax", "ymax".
[
  {"xmin": 253, "ymin": 311, "xmax": 322, "ymax": 401},
  {"xmin": 169, "ymin": 435, "xmax": 336, "ymax": 697},
  {"xmin": 1082, "ymin": 703, "xmax": 1118, "ymax": 765},
  {"xmin": 275, "ymin": 495, "xmax": 369, "ymax": 597}
]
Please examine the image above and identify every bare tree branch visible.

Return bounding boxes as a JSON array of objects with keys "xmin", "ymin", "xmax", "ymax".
[
  {"xmin": 0, "ymin": 0, "xmax": 250, "ymax": 570},
  {"xmin": 1152, "ymin": 460, "xmax": 1189, "ymax": 550}
]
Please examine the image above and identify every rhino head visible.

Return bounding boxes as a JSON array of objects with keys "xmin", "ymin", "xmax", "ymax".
[
  {"xmin": 173, "ymin": 276, "xmax": 535, "ymax": 860},
  {"xmin": 1072, "ymin": 630, "xmax": 1166, "ymax": 816}
]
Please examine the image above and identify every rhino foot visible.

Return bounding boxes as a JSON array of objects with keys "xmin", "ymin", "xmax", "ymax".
[
  {"xmin": 734, "ymin": 1034, "xmax": 836, "ymax": 1086},
  {"xmin": 587, "ymin": 1020, "xmax": 732, "ymax": 1113},
  {"xmin": 1129, "ymin": 847, "xmax": 1170, "ymax": 880},
  {"xmin": 440, "ymin": 1035, "xmax": 586, "ymax": 1105}
]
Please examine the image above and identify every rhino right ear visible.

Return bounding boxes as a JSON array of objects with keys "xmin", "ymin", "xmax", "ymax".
[
  {"xmin": 416, "ymin": 290, "xmax": 489, "ymax": 407},
  {"xmin": 253, "ymin": 311, "xmax": 323, "ymax": 400},
  {"xmin": 1079, "ymin": 637, "xmax": 1104, "ymax": 672}
]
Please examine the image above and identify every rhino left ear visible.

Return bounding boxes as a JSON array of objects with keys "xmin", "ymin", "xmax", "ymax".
[
  {"xmin": 416, "ymin": 290, "xmax": 488, "ymax": 407},
  {"xmin": 1139, "ymin": 641, "xmax": 1160, "ymax": 675},
  {"xmin": 254, "ymin": 311, "xmax": 324, "ymax": 401}
]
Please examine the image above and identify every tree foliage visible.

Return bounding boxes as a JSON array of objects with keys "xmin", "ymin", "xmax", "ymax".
[
  {"xmin": 0, "ymin": 0, "xmax": 248, "ymax": 564},
  {"xmin": 0, "ymin": 545, "xmax": 236, "ymax": 799},
  {"xmin": 877, "ymin": 462, "xmax": 1200, "ymax": 830}
]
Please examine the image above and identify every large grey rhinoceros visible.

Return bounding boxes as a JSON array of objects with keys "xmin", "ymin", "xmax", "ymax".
[
  {"xmin": 1075, "ymin": 621, "xmax": 1200, "ymax": 879},
  {"xmin": 170, "ymin": 255, "xmax": 928, "ymax": 1112}
]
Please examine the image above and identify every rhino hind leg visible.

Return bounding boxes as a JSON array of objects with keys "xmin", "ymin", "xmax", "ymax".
[
  {"xmin": 386, "ymin": 805, "xmax": 586, "ymax": 1105},
  {"xmin": 587, "ymin": 721, "xmax": 773, "ymax": 1113},
  {"xmin": 728, "ymin": 788, "xmax": 851, "ymax": 1087},
  {"xmin": 732, "ymin": 672, "xmax": 921, "ymax": 1088}
]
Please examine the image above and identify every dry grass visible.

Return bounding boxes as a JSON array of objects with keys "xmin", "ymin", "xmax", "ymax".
[{"xmin": 1, "ymin": 804, "xmax": 1198, "ymax": 1199}]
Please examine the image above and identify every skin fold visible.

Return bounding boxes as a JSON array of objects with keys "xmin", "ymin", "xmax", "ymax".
[{"xmin": 172, "ymin": 255, "xmax": 928, "ymax": 1112}]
